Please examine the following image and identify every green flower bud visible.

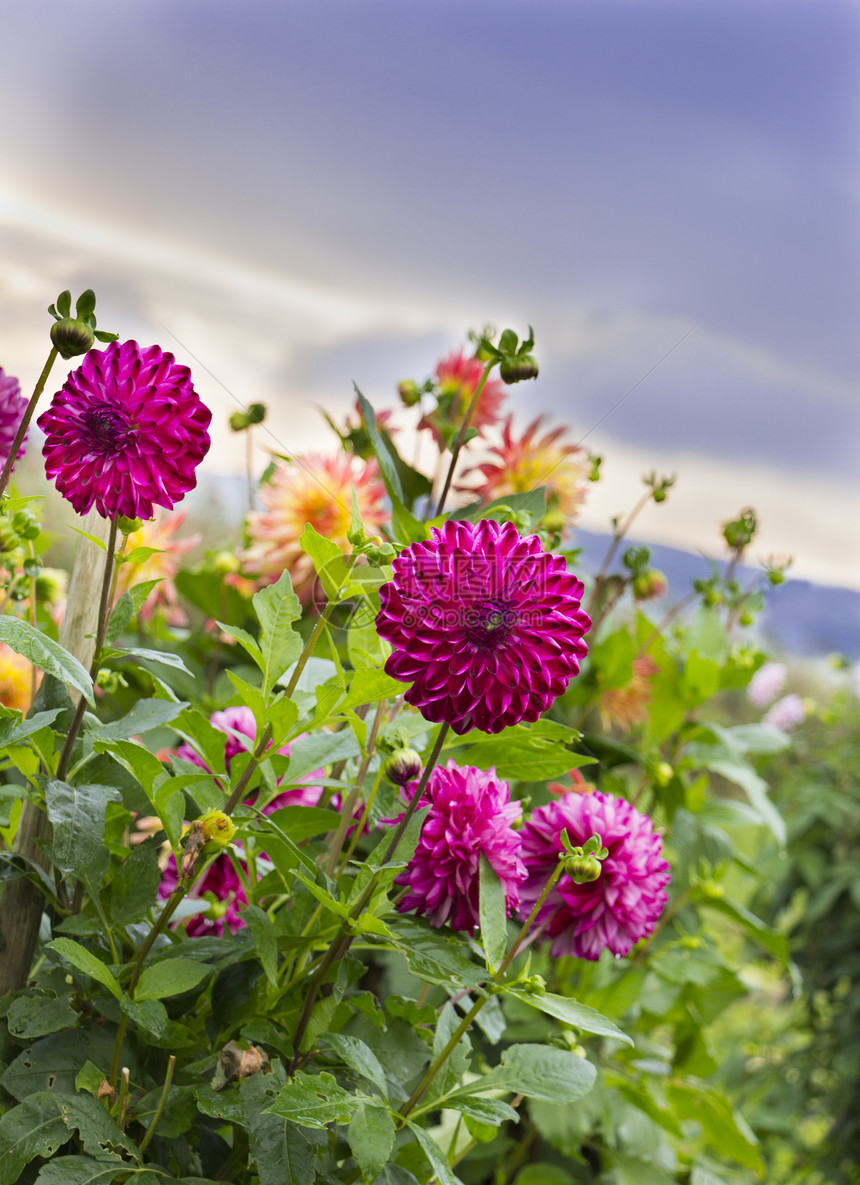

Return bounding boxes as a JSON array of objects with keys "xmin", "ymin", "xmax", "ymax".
[
  {"xmin": 738, "ymin": 611, "xmax": 754, "ymax": 626},
  {"xmin": 0, "ymin": 519, "xmax": 20, "ymax": 552},
  {"xmin": 397, "ymin": 380, "xmax": 421, "ymax": 407},
  {"xmin": 229, "ymin": 404, "xmax": 267, "ymax": 432},
  {"xmin": 632, "ymin": 569, "xmax": 668, "ymax": 600},
  {"xmin": 384, "ymin": 747, "xmax": 422, "ymax": 786},
  {"xmin": 50, "ymin": 317, "xmax": 95, "ymax": 359},
  {"xmin": 212, "ymin": 549, "xmax": 241, "ymax": 575},
  {"xmin": 563, "ymin": 853, "xmax": 603, "ymax": 883},
  {"xmin": 499, "ymin": 353, "xmax": 539, "ymax": 384},
  {"xmin": 520, "ymin": 974, "xmax": 547, "ymax": 997},
  {"xmin": 12, "ymin": 509, "xmax": 40, "ymax": 541},
  {"xmin": 35, "ymin": 567, "xmax": 67, "ymax": 604},
  {"xmin": 116, "ymin": 516, "xmax": 144, "ymax": 536},
  {"xmin": 22, "ymin": 556, "xmax": 42, "ymax": 579}
]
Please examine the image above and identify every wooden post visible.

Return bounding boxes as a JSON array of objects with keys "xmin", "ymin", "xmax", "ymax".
[{"xmin": 0, "ymin": 510, "xmax": 110, "ymax": 993}]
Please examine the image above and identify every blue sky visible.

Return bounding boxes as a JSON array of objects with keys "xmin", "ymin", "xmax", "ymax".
[{"xmin": 2, "ymin": 0, "xmax": 858, "ymax": 586}]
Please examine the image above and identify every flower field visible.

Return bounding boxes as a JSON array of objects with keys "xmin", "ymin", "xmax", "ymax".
[{"xmin": 0, "ymin": 294, "xmax": 856, "ymax": 1184}]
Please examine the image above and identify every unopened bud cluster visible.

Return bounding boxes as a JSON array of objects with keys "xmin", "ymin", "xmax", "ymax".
[
  {"xmin": 47, "ymin": 289, "xmax": 116, "ymax": 359},
  {"xmin": 558, "ymin": 829, "xmax": 608, "ymax": 884}
]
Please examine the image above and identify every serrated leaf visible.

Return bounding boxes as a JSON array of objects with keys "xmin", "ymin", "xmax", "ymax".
[
  {"xmin": 33, "ymin": 1154, "xmax": 128, "ymax": 1185},
  {"xmin": 86, "ymin": 697, "xmax": 186, "ymax": 741},
  {"xmin": 43, "ymin": 779, "xmax": 120, "ymax": 884},
  {"xmin": 47, "ymin": 938, "xmax": 120, "ymax": 999},
  {"xmin": 242, "ymin": 1066, "xmax": 319, "ymax": 1185},
  {"xmin": 0, "ymin": 709, "xmax": 61, "ymax": 750},
  {"xmin": 0, "ymin": 617, "xmax": 94, "ymax": 705},
  {"xmin": 449, "ymin": 1043, "xmax": 596, "ymax": 1104},
  {"xmin": 265, "ymin": 1070, "xmax": 373, "ymax": 1128},
  {"xmin": 119, "ymin": 646, "xmax": 192, "ymax": 674},
  {"xmin": 6, "ymin": 994, "xmax": 80, "ymax": 1039},
  {"xmin": 253, "ymin": 571, "xmax": 303, "ymax": 695},
  {"xmin": 0, "ymin": 1095, "xmax": 69, "ymax": 1185},
  {"xmin": 404, "ymin": 1121, "xmax": 458, "ymax": 1185},
  {"xmin": 120, "ymin": 995, "xmax": 169, "ymax": 1038},
  {"xmin": 324, "ymin": 1032, "xmax": 389, "ymax": 1099},
  {"xmin": 349, "ymin": 1102, "xmax": 395, "ymax": 1182}
]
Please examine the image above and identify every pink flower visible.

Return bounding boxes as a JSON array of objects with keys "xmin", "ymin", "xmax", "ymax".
[
  {"xmin": 396, "ymin": 761, "xmax": 526, "ymax": 931},
  {"xmin": 175, "ymin": 705, "xmax": 324, "ymax": 808},
  {"xmin": 762, "ymin": 693, "xmax": 805, "ymax": 733},
  {"xmin": 376, "ymin": 518, "xmax": 591, "ymax": 735},
  {"xmin": 242, "ymin": 452, "xmax": 388, "ymax": 603},
  {"xmin": 159, "ymin": 849, "xmax": 246, "ymax": 937},
  {"xmin": 419, "ymin": 349, "xmax": 506, "ymax": 448},
  {"xmin": 518, "ymin": 791, "xmax": 671, "ymax": 960},
  {"xmin": 0, "ymin": 368, "xmax": 28, "ymax": 472},
  {"xmin": 36, "ymin": 341, "xmax": 211, "ymax": 519},
  {"xmin": 747, "ymin": 662, "xmax": 788, "ymax": 709}
]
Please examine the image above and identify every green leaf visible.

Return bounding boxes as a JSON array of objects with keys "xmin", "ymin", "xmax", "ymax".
[
  {"xmin": 324, "ymin": 1032, "xmax": 389, "ymax": 1099},
  {"xmin": 217, "ymin": 621, "xmax": 264, "ymax": 665},
  {"xmin": 404, "ymin": 1121, "xmax": 458, "ymax": 1185},
  {"xmin": 0, "ymin": 1094, "xmax": 70, "ymax": 1185},
  {"xmin": 33, "ymin": 1155, "xmax": 129, "ymax": 1185},
  {"xmin": 479, "ymin": 853, "xmax": 508, "ymax": 974},
  {"xmin": 349, "ymin": 1103, "xmax": 395, "ymax": 1182},
  {"xmin": 0, "ymin": 617, "xmax": 94, "ymax": 705},
  {"xmin": 6, "ymin": 994, "xmax": 79, "ymax": 1040},
  {"xmin": 285, "ymin": 729, "xmax": 362, "ymax": 782},
  {"xmin": 704, "ymin": 758, "xmax": 785, "ymax": 845},
  {"xmin": 47, "ymin": 938, "xmax": 120, "ymax": 999},
  {"xmin": 120, "ymin": 995, "xmax": 169, "ymax": 1038},
  {"xmin": 265, "ymin": 1070, "xmax": 373, "ymax": 1128},
  {"xmin": 75, "ymin": 289, "xmax": 96, "ymax": 320},
  {"xmin": 135, "ymin": 957, "xmax": 211, "ymax": 1000},
  {"xmin": 244, "ymin": 904, "xmax": 279, "ymax": 987},
  {"xmin": 0, "ymin": 709, "xmax": 61, "ymax": 750},
  {"xmin": 449, "ymin": 719, "xmax": 590, "ymax": 781},
  {"xmin": 43, "ymin": 779, "xmax": 120, "ymax": 884},
  {"xmin": 506, "ymin": 990, "xmax": 634, "ymax": 1045},
  {"xmin": 242, "ymin": 1066, "xmax": 319, "ymax": 1185},
  {"xmin": 699, "ymin": 893, "xmax": 789, "ymax": 963},
  {"xmin": 86, "ymin": 697, "xmax": 187, "ymax": 741},
  {"xmin": 264, "ymin": 805, "xmax": 342, "ymax": 843},
  {"xmin": 56, "ymin": 289, "xmax": 72, "ymax": 316},
  {"xmin": 452, "ymin": 1043, "xmax": 597, "ymax": 1103},
  {"xmin": 108, "ymin": 843, "xmax": 162, "ymax": 925},
  {"xmin": 300, "ymin": 525, "xmax": 355, "ymax": 601},
  {"xmin": 667, "ymin": 1082, "xmax": 763, "ymax": 1172},
  {"xmin": 120, "ymin": 645, "xmax": 192, "ymax": 674},
  {"xmin": 253, "ymin": 571, "xmax": 303, "ymax": 694},
  {"xmin": 447, "ymin": 1094, "xmax": 519, "ymax": 1127},
  {"xmin": 355, "ymin": 385, "xmax": 404, "ymax": 502},
  {"xmin": 388, "ymin": 916, "xmax": 484, "ymax": 990}
]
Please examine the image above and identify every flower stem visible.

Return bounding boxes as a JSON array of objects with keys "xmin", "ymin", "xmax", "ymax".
[
  {"xmin": 288, "ymin": 723, "xmax": 450, "ymax": 1070},
  {"xmin": 585, "ymin": 488, "xmax": 652, "ymax": 617},
  {"xmin": 56, "ymin": 517, "xmax": 119, "ymax": 781},
  {"xmin": 324, "ymin": 699, "xmax": 386, "ymax": 877},
  {"xmin": 137, "ymin": 1055, "xmax": 176, "ymax": 1153},
  {"xmin": 283, "ymin": 600, "xmax": 337, "ymax": 699},
  {"xmin": 434, "ymin": 359, "xmax": 495, "ymax": 517},
  {"xmin": 0, "ymin": 347, "xmax": 58, "ymax": 503}
]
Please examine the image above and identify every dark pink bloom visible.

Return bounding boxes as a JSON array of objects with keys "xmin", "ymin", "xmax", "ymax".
[
  {"xmin": 0, "ymin": 367, "xmax": 28, "ymax": 471},
  {"xmin": 175, "ymin": 705, "xmax": 324, "ymax": 808},
  {"xmin": 518, "ymin": 791, "xmax": 671, "ymax": 960},
  {"xmin": 376, "ymin": 518, "xmax": 591, "ymax": 735},
  {"xmin": 159, "ymin": 850, "xmax": 246, "ymax": 937},
  {"xmin": 36, "ymin": 341, "xmax": 211, "ymax": 519},
  {"xmin": 396, "ymin": 761, "xmax": 526, "ymax": 931}
]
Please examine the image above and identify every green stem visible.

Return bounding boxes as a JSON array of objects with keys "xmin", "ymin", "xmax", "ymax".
[
  {"xmin": 434, "ymin": 359, "xmax": 495, "ymax": 517},
  {"xmin": 283, "ymin": 600, "xmax": 337, "ymax": 699},
  {"xmin": 223, "ymin": 723, "xmax": 273, "ymax": 815},
  {"xmin": 0, "ymin": 347, "xmax": 58, "ymax": 503},
  {"xmin": 324, "ymin": 700, "xmax": 386, "ymax": 878},
  {"xmin": 137, "ymin": 1054, "xmax": 176, "ymax": 1153},
  {"xmin": 585, "ymin": 488, "xmax": 653, "ymax": 617},
  {"xmin": 288, "ymin": 723, "xmax": 450, "ymax": 1069}
]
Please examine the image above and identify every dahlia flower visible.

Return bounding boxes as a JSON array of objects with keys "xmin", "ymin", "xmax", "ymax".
[
  {"xmin": 762, "ymin": 692, "xmax": 805, "ymax": 733},
  {"xmin": 467, "ymin": 416, "xmax": 590, "ymax": 522},
  {"xmin": 0, "ymin": 368, "xmax": 28, "ymax": 472},
  {"xmin": 396, "ymin": 761, "xmax": 526, "ymax": 931},
  {"xmin": 419, "ymin": 349, "xmax": 506, "ymax": 448},
  {"xmin": 376, "ymin": 518, "xmax": 591, "ymax": 734},
  {"xmin": 242, "ymin": 452, "xmax": 387, "ymax": 603},
  {"xmin": 36, "ymin": 341, "xmax": 211, "ymax": 519},
  {"xmin": 0, "ymin": 642, "xmax": 37, "ymax": 714},
  {"xmin": 113, "ymin": 508, "xmax": 200, "ymax": 625},
  {"xmin": 599, "ymin": 655, "xmax": 659, "ymax": 732},
  {"xmin": 518, "ymin": 790, "xmax": 671, "ymax": 960},
  {"xmin": 159, "ymin": 848, "xmax": 246, "ymax": 937},
  {"xmin": 175, "ymin": 705, "xmax": 324, "ymax": 808},
  {"xmin": 747, "ymin": 662, "xmax": 787, "ymax": 709}
]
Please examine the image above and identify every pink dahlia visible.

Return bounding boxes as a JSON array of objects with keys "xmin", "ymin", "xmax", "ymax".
[
  {"xmin": 396, "ymin": 761, "xmax": 526, "ymax": 931},
  {"xmin": 419, "ymin": 349, "xmax": 506, "ymax": 448},
  {"xmin": 175, "ymin": 705, "xmax": 324, "ymax": 808},
  {"xmin": 36, "ymin": 341, "xmax": 211, "ymax": 519},
  {"xmin": 376, "ymin": 518, "xmax": 591, "ymax": 734},
  {"xmin": 0, "ymin": 368, "xmax": 28, "ymax": 472},
  {"xmin": 159, "ymin": 848, "xmax": 246, "ymax": 937},
  {"xmin": 518, "ymin": 791, "xmax": 671, "ymax": 960},
  {"xmin": 242, "ymin": 452, "xmax": 388, "ymax": 603},
  {"xmin": 747, "ymin": 662, "xmax": 787, "ymax": 709},
  {"xmin": 762, "ymin": 692, "xmax": 805, "ymax": 733}
]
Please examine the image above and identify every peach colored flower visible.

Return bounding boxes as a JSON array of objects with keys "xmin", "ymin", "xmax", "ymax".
[
  {"xmin": 242, "ymin": 452, "xmax": 387, "ymax": 603},
  {"xmin": 467, "ymin": 415, "xmax": 590, "ymax": 522},
  {"xmin": 599, "ymin": 655, "xmax": 660, "ymax": 732},
  {"xmin": 0, "ymin": 642, "xmax": 37, "ymax": 714},
  {"xmin": 113, "ymin": 509, "xmax": 200, "ymax": 625},
  {"xmin": 419, "ymin": 349, "xmax": 506, "ymax": 448}
]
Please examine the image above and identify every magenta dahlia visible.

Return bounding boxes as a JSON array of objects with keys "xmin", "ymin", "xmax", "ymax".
[
  {"xmin": 0, "ymin": 367, "xmax": 28, "ymax": 471},
  {"xmin": 36, "ymin": 341, "xmax": 211, "ymax": 519},
  {"xmin": 396, "ymin": 761, "xmax": 526, "ymax": 931},
  {"xmin": 518, "ymin": 791, "xmax": 671, "ymax": 960},
  {"xmin": 376, "ymin": 518, "xmax": 591, "ymax": 735},
  {"xmin": 175, "ymin": 705, "xmax": 325, "ymax": 808},
  {"xmin": 159, "ymin": 849, "xmax": 247, "ymax": 937}
]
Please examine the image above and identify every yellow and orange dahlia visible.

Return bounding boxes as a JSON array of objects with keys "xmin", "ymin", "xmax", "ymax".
[
  {"xmin": 418, "ymin": 350, "xmax": 506, "ymax": 448},
  {"xmin": 0, "ymin": 642, "xmax": 36, "ymax": 714},
  {"xmin": 242, "ymin": 453, "xmax": 387, "ymax": 602}
]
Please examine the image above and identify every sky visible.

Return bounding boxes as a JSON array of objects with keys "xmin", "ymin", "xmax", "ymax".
[{"xmin": 2, "ymin": 0, "xmax": 859, "ymax": 588}]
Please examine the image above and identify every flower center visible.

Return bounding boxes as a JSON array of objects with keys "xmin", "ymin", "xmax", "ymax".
[
  {"xmin": 83, "ymin": 405, "xmax": 134, "ymax": 452},
  {"xmin": 464, "ymin": 598, "xmax": 517, "ymax": 649}
]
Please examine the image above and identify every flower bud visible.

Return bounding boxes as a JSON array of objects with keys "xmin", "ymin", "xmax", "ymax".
[
  {"xmin": 50, "ymin": 317, "xmax": 95, "ymax": 359},
  {"xmin": 200, "ymin": 809, "xmax": 236, "ymax": 848},
  {"xmin": 499, "ymin": 354, "xmax": 539, "ymax": 384},
  {"xmin": 654, "ymin": 761, "xmax": 674, "ymax": 787},
  {"xmin": 116, "ymin": 515, "xmax": 143, "ymax": 536},
  {"xmin": 12, "ymin": 508, "xmax": 40, "ymax": 541},
  {"xmin": 520, "ymin": 974, "xmax": 547, "ymax": 997},
  {"xmin": 632, "ymin": 569, "xmax": 668, "ymax": 600},
  {"xmin": 229, "ymin": 404, "xmax": 267, "ymax": 432},
  {"xmin": 397, "ymin": 380, "xmax": 421, "ymax": 407},
  {"xmin": 539, "ymin": 509, "xmax": 567, "ymax": 535},
  {"xmin": 212, "ymin": 549, "xmax": 241, "ymax": 575},
  {"xmin": 35, "ymin": 567, "xmax": 67, "ymax": 604},
  {"xmin": 0, "ymin": 518, "xmax": 20, "ymax": 552},
  {"xmin": 384, "ymin": 747, "xmax": 422, "ymax": 786},
  {"xmin": 563, "ymin": 852, "xmax": 603, "ymax": 883}
]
